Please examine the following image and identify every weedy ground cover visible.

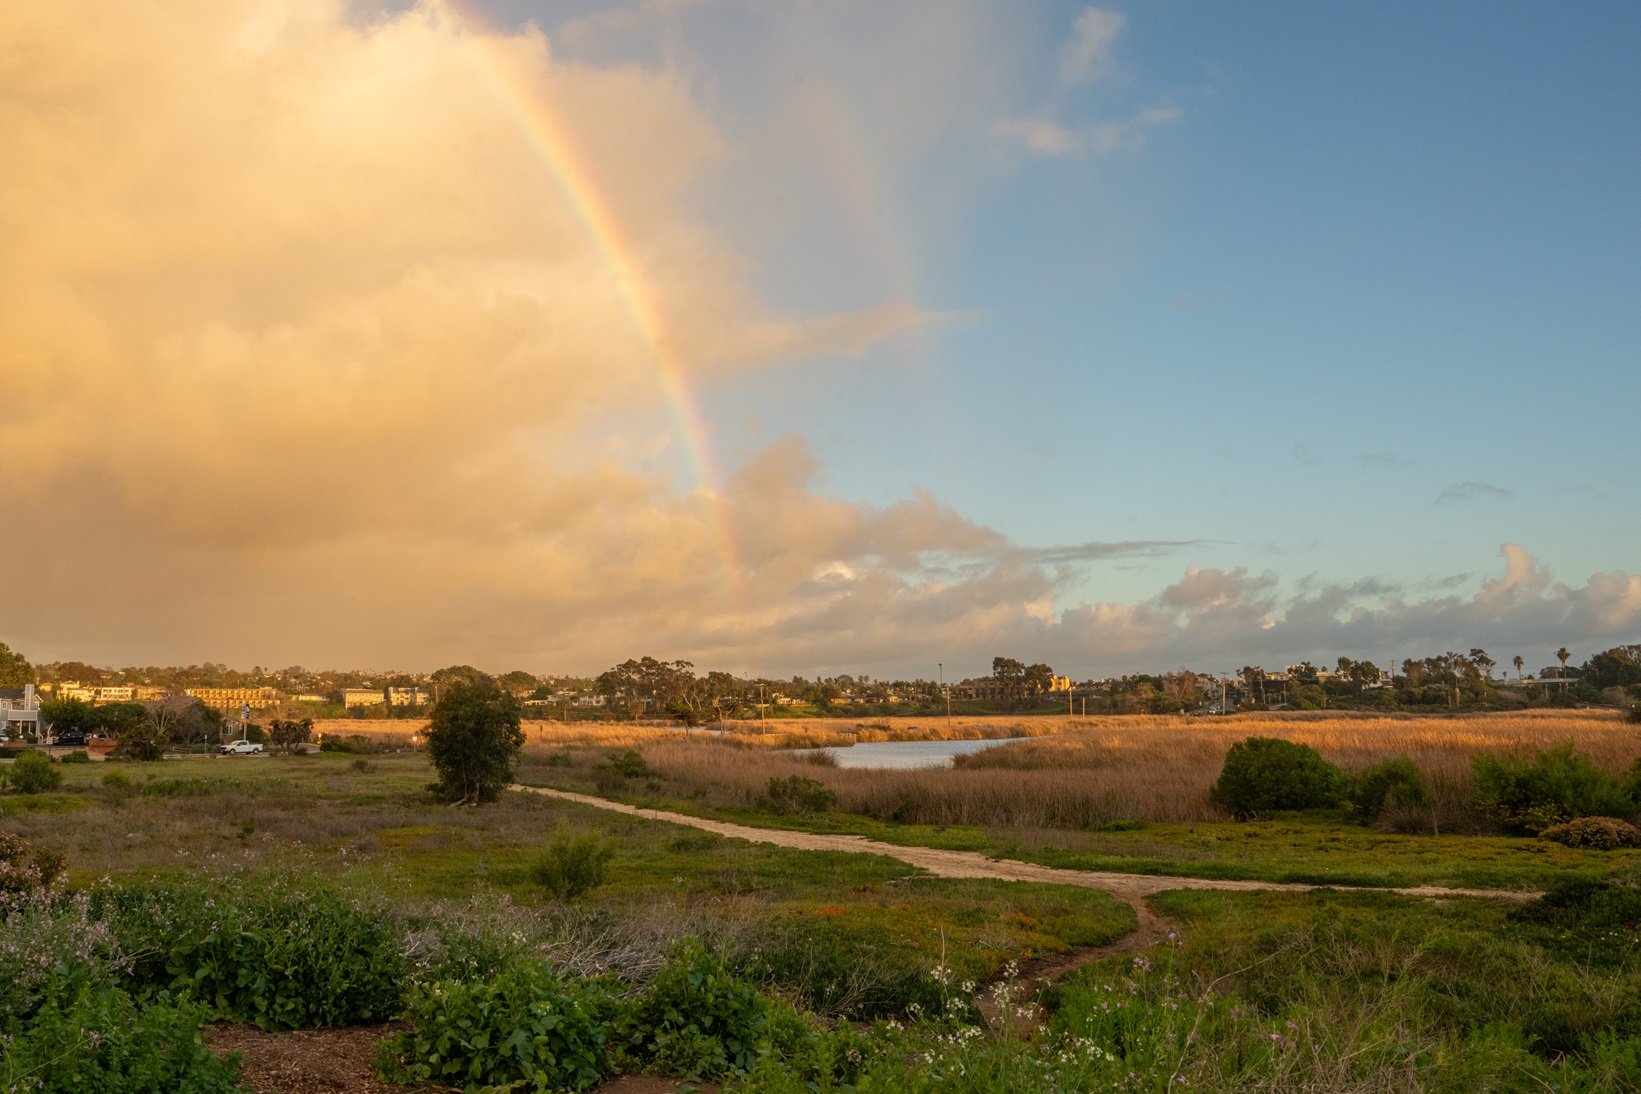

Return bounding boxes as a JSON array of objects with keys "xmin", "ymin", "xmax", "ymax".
[{"xmin": 8, "ymin": 718, "xmax": 1641, "ymax": 1092}]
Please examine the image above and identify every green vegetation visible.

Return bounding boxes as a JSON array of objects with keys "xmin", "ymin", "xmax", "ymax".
[
  {"xmin": 10, "ymin": 749, "xmax": 62, "ymax": 793},
  {"xmin": 12, "ymin": 732, "xmax": 1641, "ymax": 1091},
  {"xmin": 1209, "ymin": 737, "xmax": 1343, "ymax": 819},
  {"xmin": 1472, "ymin": 743, "xmax": 1638, "ymax": 834},
  {"xmin": 425, "ymin": 676, "xmax": 524, "ymax": 803},
  {"xmin": 529, "ymin": 822, "xmax": 615, "ymax": 899}
]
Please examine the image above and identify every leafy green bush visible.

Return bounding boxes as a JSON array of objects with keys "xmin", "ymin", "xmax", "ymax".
[
  {"xmin": 546, "ymin": 750, "xmax": 573, "ymax": 767},
  {"xmin": 1471, "ymin": 743, "xmax": 1635, "ymax": 834},
  {"xmin": 1344, "ymin": 757, "xmax": 1429, "ymax": 822},
  {"xmin": 375, "ymin": 960, "xmax": 611, "ymax": 1093},
  {"xmin": 10, "ymin": 749, "xmax": 62, "ymax": 793},
  {"xmin": 101, "ymin": 769, "xmax": 134, "ymax": 790},
  {"xmin": 1509, "ymin": 876, "xmax": 1641, "ymax": 964},
  {"xmin": 1209, "ymin": 737, "xmax": 1344, "ymax": 820},
  {"xmin": 607, "ymin": 749, "xmax": 648, "ymax": 778},
  {"xmin": 107, "ymin": 882, "xmax": 405, "ymax": 1029},
  {"xmin": 530, "ymin": 824, "xmax": 615, "ymax": 900},
  {"xmin": 1537, "ymin": 816, "xmax": 1641, "ymax": 849},
  {"xmin": 0, "ymin": 986, "xmax": 241, "ymax": 1094},
  {"xmin": 764, "ymin": 775, "xmax": 838, "ymax": 815},
  {"xmin": 737, "ymin": 920, "xmax": 949, "ymax": 1018},
  {"xmin": 617, "ymin": 940, "xmax": 769, "ymax": 1080},
  {"xmin": 61, "ymin": 749, "xmax": 92, "ymax": 764}
]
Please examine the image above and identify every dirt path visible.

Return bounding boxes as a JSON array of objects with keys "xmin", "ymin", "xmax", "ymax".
[{"xmin": 512, "ymin": 785, "xmax": 1539, "ymax": 913}]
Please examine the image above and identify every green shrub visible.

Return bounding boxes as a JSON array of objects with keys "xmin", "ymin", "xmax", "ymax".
[
  {"xmin": 764, "ymin": 775, "xmax": 838, "ymax": 815},
  {"xmin": 375, "ymin": 960, "xmax": 611, "ymax": 1093},
  {"xmin": 737, "ymin": 920, "xmax": 949, "ymax": 1018},
  {"xmin": 607, "ymin": 749, "xmax": 648, "ymax": 778},
  {"xmin": 1472, "ymin": 743, "xmax": 1635, "ymax": 834},
  {"xmin": 0, "ymin": 986, "xmax": 241, "ymax": 1094},
  {"xmin": 60, "ymin": 750, "xmax": 92, "ymax": 764},
  {"xmin": 101, "ymin": 769, "xmax": 134, "ymax": 790},
  {"xmin": 0, "ymin": 831, "xmax": 66, "ymax": 894},
  {"xmin": 107, "ymin": 883, "xmax": 405, "ymax": 1029},
  {"xmin": 1509, "ymin": 876, "xmax": 1641, "ymax": 964},
  {"xmin": 1537, "ymin": 816, "xmax": 1641, "ymax": 849},
  {"xmin": 425, "ymin": 678, "xmax": 524, "ymax": 804},
  {"xmin": 1344, "ymin": 757, "xmax": 1429, "ymax": 822},
  {"xmin": 617, "ymin": 940, "xmax": 769, "ymax": 1080},
  {"xmin": 10, "ymin": 749, "xmax": 62, "ymax": 793},
  {"xmin": 529, "ymin": 824, "xmax": 615, "ymax": 900},
  {"xmin": 1209, "ymin": 737, "xmax": 1344, "ymax": 820},
  {"xmin": 546, "ymin": 750, "xmax": 573, "ymax": 767}
]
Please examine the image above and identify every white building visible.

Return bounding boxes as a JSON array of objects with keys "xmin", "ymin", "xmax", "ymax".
[
  {"xmin": 341, "ymin": 688, "xmax": 385, "ymax": 708},
  {"xmin": 0, "ymin": 685, "xmax": 42, "ymax": 739}
]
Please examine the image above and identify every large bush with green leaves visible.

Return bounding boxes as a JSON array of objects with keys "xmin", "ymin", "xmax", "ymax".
[
  {"xmin": 1210, "ymin": 737, "xmax": 1344, "ymax": 820},
  {"xmin": 0, "ymin": 986, "xmax": 240, "ymax": 1094},
  {"xmin": 10, "ymin": 748, "xmax": 62, "ymax": 793},
  {"xmin": 105, "ymin": 881, "xmax": 405, "ymax": 1029},
  {"xmin": 737, "ymin": 919, "xmax": 950, "ymax": 1019},
  {"xmin": 1471, "ymin": 743, "xmax": 1635, "ymax": 834},
  {"xmin": 617, "ymin": 940, "xmax": 770, "ymax": 1080},
  {"xmin": 1343, "ymin": 757, "xmax": 1429, "ymax": 822},
  {"xmin": 375, "ymin": 960, "xmax": 612, "ymax": 1093}
]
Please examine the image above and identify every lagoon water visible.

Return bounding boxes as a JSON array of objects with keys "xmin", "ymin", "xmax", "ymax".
[{"xmin": 798, "ymin": 738, "xmax": 1003, "ymax": 770}]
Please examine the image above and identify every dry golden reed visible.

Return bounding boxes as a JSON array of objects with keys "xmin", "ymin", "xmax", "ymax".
[{"xmin": 526, "ymin": 710, "xmax": 1639, "ymax": 827}]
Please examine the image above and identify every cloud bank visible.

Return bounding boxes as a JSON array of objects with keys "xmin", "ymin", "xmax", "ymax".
[{"xmin": 0, "ymin": 1, "xmax": 1635, "ymax": 677}]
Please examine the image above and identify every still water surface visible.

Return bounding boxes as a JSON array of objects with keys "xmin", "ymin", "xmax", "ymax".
[{"xmin": 795, "ymin": 738, "xmax": 1003, "ymax": 769}]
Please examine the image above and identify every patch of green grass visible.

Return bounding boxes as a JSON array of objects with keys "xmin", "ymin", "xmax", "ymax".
[
  {"xmin": 542, "ymin": 786, "xmax": 1635, "ymax": 891},
  {"xmin": 0, "ymin": 793, "xmax": 94, "ymax": 815}
]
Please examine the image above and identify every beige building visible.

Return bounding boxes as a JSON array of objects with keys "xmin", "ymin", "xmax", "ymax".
[
  {"xmin": 341, "ymin": 688, "xmax": 385, "ymax": 708},
  {"xmin": 185, "ymin": 686, "xmax": 281, "ymax": 712}
]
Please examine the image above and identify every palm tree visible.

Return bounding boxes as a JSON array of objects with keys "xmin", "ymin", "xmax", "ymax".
[
  {"xmin": 1556, "ymin": 647, "xmax": 1571, "ymax": 693},
  {"xmin": 1512, "ymin": 655, "xmax": 1525, "ymax": 681}
]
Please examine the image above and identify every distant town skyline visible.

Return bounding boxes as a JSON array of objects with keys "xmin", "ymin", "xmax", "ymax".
[{"xmin": 1, "ymin": 2, "xmax": 1636, "ymax": 676}]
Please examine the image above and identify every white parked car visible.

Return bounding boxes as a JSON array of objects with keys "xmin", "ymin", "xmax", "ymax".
[{"xmin": 218, "ymin": 740, "xmax": 264, "ymax": 755}]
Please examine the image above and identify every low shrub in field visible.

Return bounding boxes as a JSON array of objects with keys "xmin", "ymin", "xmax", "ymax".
[
  {"xmin": 737, "ymin": 920, "xmax": 951, "ymax": 1019},
  {"xmin": 1210, "ymin": 737, "xmax": 1343, "ymax": 819},
  {"xmin": 763, "ymin": 775, "xmax": 838, "ymax": 815},
  {"xmin": 606, "ymin": 749, "xmax": 648, "ymax": 778},
  {"xmin": 106, "ymin": 882, "xmax": 405, "ymax": 1029},
  {"xmin": 0, "ymin": 831, "xmax": 66, "ymax": 895},
  {"xmin": 530, "ymin": 824, "xmax": 615, "ymax": 900},
  {"xmin": 1343, "ymin": 756, "xmax": 1429, "ymax": 822},
  {"xmin": 1510, "ymin": 876, "xmax": 1641, "ymax": 964},
  {"xmin": 617, "ymin": 940, "xmax": 769, "ymax": 1080},
  {"xmin": 375, "ymin": 960, "xmax": 611, "ymax": 1093},
  {"xmin": 61, "ymin": 749, "xmax": 92, "ymax": 764},
  {"xmin": 0, "ymin": 986, "xmax": 241, "ymax": 1094},
  {"xmin": 1539, "ymin": 816, "xmax": 1641, "ymax": 849},
  {"xmin": 0, "ymin": 885, "xmax": 121, "ymax": 1026},
  {"xmin": 1471, "ymin": 743, "xmax": 1635, "ymax": 834},
  {"xmin": 10, "ymin": 749, "xmax": 62, "ymax": 793}
]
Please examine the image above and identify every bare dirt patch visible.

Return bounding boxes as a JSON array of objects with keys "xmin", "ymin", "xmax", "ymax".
[{"xmin": 206, "ymin": 1023, "xmax": 426, "ymax": 1094}]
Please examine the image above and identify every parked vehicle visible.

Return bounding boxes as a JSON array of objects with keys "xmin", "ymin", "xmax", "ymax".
[
  {"xmin": 52, "ymin": 729, "xmax": 89, "ymax": 747},
  {"xmin": 218, "ymin": 739, "xmax": 264, "ymax": 755}
]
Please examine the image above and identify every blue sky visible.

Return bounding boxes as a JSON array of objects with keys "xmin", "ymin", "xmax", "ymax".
[
  {"xmin": 528, "ymin": 0, "xmax": 1641, "ymax": 618},
  {"xmin": 2, "ymin": 0, "xmax": 1636, "ymax": 675}
]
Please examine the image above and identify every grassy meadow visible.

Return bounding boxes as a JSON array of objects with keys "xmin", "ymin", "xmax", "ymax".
[{"xmin": 7, "ymin": 710, "xmax": 1641, "ymax": 1091}]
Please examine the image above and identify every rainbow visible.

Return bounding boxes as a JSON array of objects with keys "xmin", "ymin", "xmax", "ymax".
[{"xmin": 443, "ymin": 5, "xmax": 742, "ymax": 604}]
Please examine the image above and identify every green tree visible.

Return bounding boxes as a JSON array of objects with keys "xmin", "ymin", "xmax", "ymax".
[
  {"xmin": 426, "ymin": 678, "xmax": 523, "ymax": 804},
  {"xmin": 1513, "ymin": 654, "xmax": 1525, "ymax": 681},
  {"xmin": 1210, "ymin": 737, "xmax": 1344, "ymax": 820},
  {"xmin": 1557, "ymin": 647, "xmax": 1571, "ymax": 693},
  {"xmin": 0, "ymin": 642, "xmax": 33, "ymax": 688},
  {"xmin": 10, "ymin": 750, "xmax": 62, "ymax": 794}
]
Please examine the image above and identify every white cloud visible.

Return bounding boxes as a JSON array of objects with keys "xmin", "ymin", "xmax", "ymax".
[
  {"xmin": 1060, "ymin": 8, "xmax": 1125, "ymax": 85},
  {"xmin": 1436, "ymin": 481, "xmax": 1515, "ymax": 505},
  {"xmin": 992, "ymin": 116, "xmax": 1082, "ymax": 155}
]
